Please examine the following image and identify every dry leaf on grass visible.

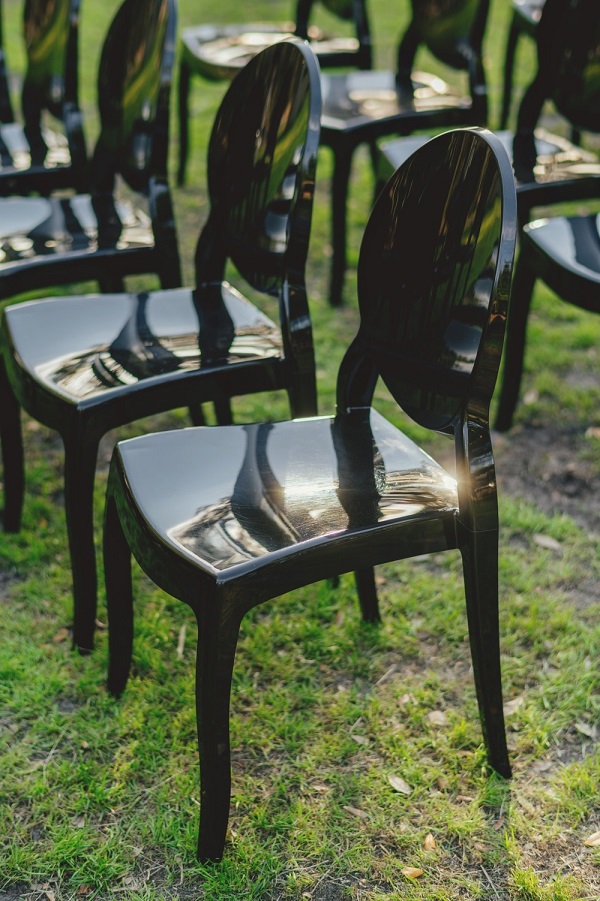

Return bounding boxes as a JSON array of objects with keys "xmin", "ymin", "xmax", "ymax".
[
  {"xmin": 423, "ymin": 833, "xmax": 437, "ymax": 851},
  {"xmin": 575, "ymin": 721, "xmax": 598, "ymax": 739},
  {"xmin": 503, "ymin": 696, "xmax": 524, "ymax": 716},
  {"xmin": 351, "ymin": 734, "xmax": 369, "ymax": 746},
  {"xmin": 388, "ymin": 774, "xmax": 411, "ymax": 795},
  {"xmin": 584, "ymin": 831, "xmax": 600, "ymax": 847},
  {"xmin": 343, "ymin": 805, "xmax": 368, "ymax": 820},
  {"xmin": 427, "ymin": 710, "xmax": 448, "ymax": 726},
  {"xmin": 402, "ymin": 867, "xmax": 424, "ymax": 879},
  {"xmin": 533, "ymin": 534, "xmax": 562, "ymax": 552}
]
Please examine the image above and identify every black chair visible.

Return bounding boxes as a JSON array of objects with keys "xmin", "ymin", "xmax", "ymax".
[
  {"xmin": 499, "ymin": 0, "xmax": 545, "ymax": 130},
  {"xmin": 494, "ymin": 213, "xmax": 600, "ymax": 432},
  {"xmin": 0, "ymin": 0, "xmax": 87, "ymax": 196},
  {"xmin": 0, "ymin": 0, "xmax": 15, "ymax": 124},
  {"xmin": 320, "ymin": 0, "xmax": 490, "ymax": 306},
  {"xmin": 377, "ymin": 0, "xmax": 599, "ymax": 232},
  {"xmin": 177, "ymin": 0, "xmax": 371, "ymax": 185},
  {"xmin": 0, "ymin": 38, "xmax": 322, "ymax": 653},
  {"xmin": 493, "ymin": 0, "xmax": 600, "ymax": 430},
  {"xmin": 103, "ymin": 127, "xmax": 517, "ymax": 862},
  {"xmin": 0, "ymin": 0, "xmax": 180, "ymax": 302}
]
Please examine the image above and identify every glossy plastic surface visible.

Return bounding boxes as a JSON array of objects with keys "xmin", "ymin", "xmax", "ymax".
[
  {"xmin": 0, "ymin": 0, "xmax": 180, "ymax": 300},
  {"xmin": 319, "ymin": 0, "xmax": 490, "ymax": 304},
  {"xmin": 491, "ymin": 0, "xmax": 600, "ymax": 430},
  {"xmin": 0, "ymin": 0, "xmax": 86, "ymax": 194},
  {"xmin": 495, "ymin": 213, "xmax": 600, "ymax": 431},
  {"xmin": 103, "ymin": 128, "xmax": 516, "ymax": 862},
  {"xmin": 378, "ymin": 0, "xmax": 600, "ymax": 227},
  {"xmin": 177, "ymin": 0, "xmax": 370, "ymax": 185},
  {"xmin": 0, "ymin": 39, "xmax": 321, "ymax": 657},
  {"xmin": 180, "ymin": 0, "xmax": 371, "ymax": 81}
]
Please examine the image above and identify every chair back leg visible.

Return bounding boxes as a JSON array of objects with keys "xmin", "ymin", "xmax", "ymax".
[{"xmin": 0, "ymin": 359, "xmax": 25, "ymax": 533}]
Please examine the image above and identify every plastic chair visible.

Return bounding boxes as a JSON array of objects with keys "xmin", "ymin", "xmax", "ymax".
[
  {"xmin": 499, "ymin": 0, "xmax": 545, "ymax": 130},
  {"xmin": 320, "ymin": 0, "xmax": 490, "ymax": 306},
  {"xmin": 494, "ymin": 212, "xmax": 600, "ymax": 431},
  {"xmin": 0, "ymin": 0, "xmax": 180, "ymax": 302},
  {"xmin": 177, "ymin": 0, "xmax": 371, "ymax": 185},
  {"xmin": 377, "ymin": 0, "xmax": 599, "ymax": 228},
  {"xmin": 0, "ymin": 38, "xmax": 322, "ymax": 653},
  {"xmin": 103, "ymin": 127, "xmax": 517, "ymax": 862},
  {"xmin": 0, "ymin": 0, "xmax": 87, "ymax": 196}
]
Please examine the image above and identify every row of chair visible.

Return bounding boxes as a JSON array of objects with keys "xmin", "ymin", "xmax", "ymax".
[{"xmin": 0, "ymin": 0, "xmax": 597, "ymax": 864}]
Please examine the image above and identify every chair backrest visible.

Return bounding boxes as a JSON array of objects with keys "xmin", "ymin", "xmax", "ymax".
[
  {"xmin": 521, "ymin": 0, "xmax": 599, "ymax": 134},
  {"xmin": 0, "ymin": 0, "xmax": 14, "ymax": 122},
  {"xmin": 295, "ymin": 0, "xmax": 371, "ymax": 68},
  {"xmin": 194, "ymin": 39, "xmax": 321, "ymax": 330},
  {"xmin": 397, "ymin": 0, "xmax": 489, "ymax": 120},
  {"xmin": 91, "ymin": 0, "xmax": 176, "ymax": 195},
  {"xmin": 21, "ymin": 0, "xmax": 81, "ymax": 129},
  {"xmin": 513, "ymin": 0, "xmax": 599, "ymax": 182},
  {"xmin": 337, "ymin": 128, "xmax": 516, "ymax": 435}
]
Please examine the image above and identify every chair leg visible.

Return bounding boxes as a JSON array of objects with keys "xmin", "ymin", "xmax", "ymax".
[
  {"xmin": 329, "ymin": 146, "xmax": 354, "ymax": 307},
  {"xmin": 104, "ymin": 491, "xmax": 134, "ymax": 698},
  {"xmin": 213, "ymin": 396, "xmax": 233, "ymax": 426},
  {"xmin": 177, "ymin": 60, "xmax": 191, "ymax": 187},
  {"xmin": 98, "ymin": 274, "xmax": 126, "ymax": 294},
  {"xmin": 195, "ymin": 593, "xmax": 242, "ymax": 863},
  {"xmin": 63, "ymin": 431, "xmax": 100, "ymax": 653},
  {"xmin": 460, "ymin": 529, "xmax": 511, "ymax": 779},
  {"xmin": 354, "ymin": 567, "xmax": 380, "ymax": 623},
  {"xmin": 0, "ymin": 359, "xmax": 24, "ymax": 532},
  {"xmin": 499, "ymin": 16, "xmax": 520, "ymax": 130},
  {"xmin": 494, "ymin": 254, "xmax": 536, "ymax": 432}
]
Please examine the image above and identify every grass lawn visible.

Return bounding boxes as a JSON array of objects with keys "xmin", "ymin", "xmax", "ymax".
[{"xmin": 0, "ymin": 0, "xmax": 599, "ymax": 898}]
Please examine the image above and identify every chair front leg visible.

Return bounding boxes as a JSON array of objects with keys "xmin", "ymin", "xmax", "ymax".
[
  {"xmin": 329, "ymin": 145, "xmax": 355, "ymax": 307},
  {"xmin": 0, "ymin": 358, "xmax": 24, "ymax": 532},
  {"xmin": 494, "ymin": 253, "xmax": 536, "ymax": 432},
  {"xmin": 104, "ymin": 489, "xmax": 134, "ymax": 698},
  {"xmin": 177, "ymin": 60, "xmax": 192, "ymax": 186},
  {"xmin": 63, "ymin": 429, "xmax": 100, "ymax": 653},
  {"xmin": 195, "ymin": 590, "xmax": 242, "ymax": 862},
  {"xmin": 460, "ymin": 527, "xmax": 511, "ymax": 779}
]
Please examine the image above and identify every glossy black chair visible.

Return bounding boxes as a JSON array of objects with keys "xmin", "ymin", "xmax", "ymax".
[
  {"xmin": 377, "ymin": 0, "xmax": 600, "ymax": 230},
  {"xmin": 0, "ymin": 38, "xmax": 322, "ymax": 654},
  {"xmin": 499, "ymin": 0, "xmax": 545, "ymax": 131},
  {"xmin": 320, "ymin": 0, "xmax": 489, "ymax": 306},
  {"xmin": 177, "ymin": 0, "xmax": 371, "ymax": 186},
  {"xmin": 0, "ymin": 0, "xmax": 180, "ymax": 302},
  {"xmin": 493, "ymin": 0, "xmax": 600, "ymax": 430},
  {"xmin": 494, "ymin": 212, "xmax": 600, "ymax": 431},
  {"xmin": 0, "ymin": 0, "xmax": 87, "ymax": 196},
  {"xmin": 103, "ymin": 127, "xmax": 517, "ymax": 862}
]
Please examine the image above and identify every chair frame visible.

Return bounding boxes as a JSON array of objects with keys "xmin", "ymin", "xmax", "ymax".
[{"xmin": 103, "ymin": 127, "xmax": 517, "ymax": 862}]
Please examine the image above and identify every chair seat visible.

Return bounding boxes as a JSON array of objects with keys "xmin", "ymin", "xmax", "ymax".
[
  {"xmin": 0, "ymin": 191, "xmax": 153, "ymax": 269},
  {"xmin": 0, "ymin": 121, "xmax": 70, "ymax": 172},
  {"xmin": 377, "ymin": 129, "xmax": 599, "ymax": 195},
  {"xmin": 522, "ymin": 214, "xmax": 600, "ymax": 309},
  {"xmin": 3, "ymin": 283, "xmax": 283, "ymax": 406},
  {"xmin": 114, "ymin": 410, "xmax": 458, "ymax": 576},
  {"xmin": 513, "ymin": 0, "xmax": 545, "ymax": 31},
  {"xmin": 321, "ymin": 69, "xmax": 470, "ymax": 132},
  {"xmin": 181, "ymin": 23, "xmax": 360, "ymax": 81}
]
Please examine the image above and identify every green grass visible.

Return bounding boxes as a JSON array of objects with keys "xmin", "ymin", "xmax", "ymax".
[{"xmin": 1, "ymin": 0, "xmax": 600, "ymax": 898}]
